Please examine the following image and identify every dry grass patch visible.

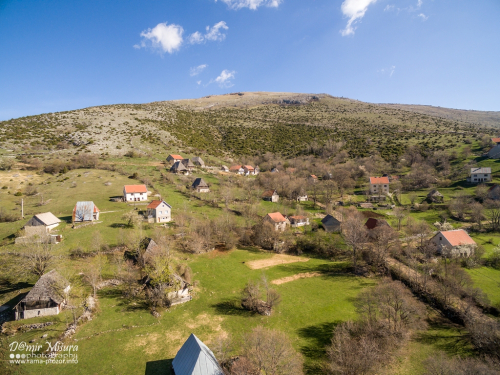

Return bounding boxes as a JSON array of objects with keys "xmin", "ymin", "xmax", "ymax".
[
  {"xmin": 271, "ymin": 272, "xmax": 322, "ymax": 285},
  {"xmin": 246, "ymin": 254, "xmax": 309, "ymax": 270}
]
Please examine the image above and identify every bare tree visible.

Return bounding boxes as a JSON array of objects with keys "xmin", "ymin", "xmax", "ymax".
[
  {"xmin": 341, "ymin": 210, "xmax": 368, "ymax": 274},
  {"xmin": 393, "ymin": 207, "xmax": 407, "ymax": 231},
  {"xmin": 21, "ymin": 242, "xmax": 55, "ymax": 278}
]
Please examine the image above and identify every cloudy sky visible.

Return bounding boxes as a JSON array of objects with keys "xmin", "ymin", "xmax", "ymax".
[{"xmin": 1, "ymin": 0, "xmax": 499, "ymax": 120}]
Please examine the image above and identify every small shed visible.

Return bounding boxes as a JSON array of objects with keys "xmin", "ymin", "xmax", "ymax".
[
  {"xmin": 24, "ymin": 212, "xmax": 61, "ymax": 233},
  {"xmin": 181, "ymin": 159, "xmax": 196, "ymax": 171},
  {"xmin": 73, "ymin": 201, "xmax": 100, "ymax": 222},
  {"xmin": 427, "ymin": 189, "xmax": 444, "ymax": 203},
  {"xmin": 192, "ymin": 157, "xmax": 205, "ymax": 167},
  {"xmin": 14, "ymin": 270, "xmax": 70, "ymax": 320},
  {"xmin": 262, "ymin": 189, "xmax": 279, "ymax": 203},
  {"xmin": 220, "ymin": 165, "xmax": 229, "ymax": 172},
  {"xmin": 322, "ymin": 213, "xmax": 342, "ymax": 233},
  {"xmin": 192, "ymin": 178, "xmax": 210, "ymax": 193},
  {"xmin": 172, "ymin": 334, "xmax": 224, "ymax": 375},
  {"xmin": 171, "ymin": 161, "xmax": 189, "ymax": 175}
]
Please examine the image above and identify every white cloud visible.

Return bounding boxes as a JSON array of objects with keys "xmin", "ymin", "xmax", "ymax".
[
  {"xmin": 189, "ymin": 21, "xmax": 229, "ymax": 44},
  {"xmin": 190, "ymin": 64, "xmax": 208, "ymax": 76},
  {"xmin": 378, "ymin": 65, "xmax": 396, "ymax": 77},
  {"xmin": 417, "ymin": 0, "xmax": 423, "ymax": 7},
  {"xmin": 197, "ymin": 80, "xmax": 202, "ymax": 85},
  {"xmin": 215, "ymin": 0, "xmax": 282, "ymax": 10},
  {"xmin": 418, "ymin": 13, "xmax": 428, "ymax": 21},
  {"xmin": 214, "ymin": 70, "xmax": 236, "ymax": 87},
  {"xmin": 138, "ymin": 22, "xmax": 184, "ymax": 54},
  {"xmin": 384, "ymin": 4, "xmax": 394, "ymax": 11},
  {"xmin": 340, "ymin": 0, "xmax": 378, "ymax": 36}
]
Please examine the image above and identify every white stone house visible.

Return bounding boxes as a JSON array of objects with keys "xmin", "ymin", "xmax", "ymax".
[
  {"xmin": 264, "ymin": 212, "xmax": 289, "ymax": 232},
  {"xmin": 430, "ymin": 229, "xmax": 477, "ymax": 257},
  {"xmin": 24, "ymin": 212, "xmax": 61, "ymax": 233},
  {"xmin": 369, "ymin": 176, "xmax": 390, "ymax": 195},
  {"xmin": 243, "ymin": 165, "xmax": 256, "ymax": 176},
  {"xmin": 14, "ymin": 270, "xmax": 70, "ymax": 320},
  {"xmin": 167, "ymin": 154, "xmax": 183, "ymax": 163},
  {"xmin": 123, "ymin": 184, "xmax": 148, "ymax": 202},
  {"xmin": 466, "ymin": 168, "xmax": 492, "ymax": 184},
  {"xmin": 229, "ymin": 165, "xmax": 245, "ymax": 175},
  {"xmin": 262, "ymin": 189, "xmax": 279, "ymax": 202},
  {"xmin": 289, "ymin": 215, "xmax": 310, "ymax": 227},
  {"xmin": 146, "ymin": 200, "xmax": 172, "ymax": 223}
]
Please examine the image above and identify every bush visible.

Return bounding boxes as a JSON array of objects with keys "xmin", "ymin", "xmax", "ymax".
[{"xmin": 14, "ymin": 191, "xmax": 22, "ymax": 196}]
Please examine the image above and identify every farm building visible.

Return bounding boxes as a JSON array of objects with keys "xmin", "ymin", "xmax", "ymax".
[
  {"xmin": 296, "ymin": 194, "xmax": 308, "ymax": 202},
  {"xmin": 220, "ymin": 165, "xmax": 229, "ymax": 172},
  {"xmin": 308, "ymin": 175, "xmax": 318, "ymax": 183},
  {"xmin": 365, "ymin": 217, "xmax": 390, "ymax": 230},
  {"xmin": 192, "ymin": 157, "xmax": 205, "ymax": 167},
  {"xmin": 73, "ymin": 201, "xmax": 100, "ymax": 222},
  {"xmin": 264, "ymin": 212, "xmax": 289, "ymax": 231},
  {"xmin": 369, "ymin": 176, "xmax": 390, "ymax": 195},
  {"xmin": 24, "ymin": 212, "xmax": 61, "ymax": 233},
  {"xmin": 14, "ymin": 270, "xmax": 70, "ymax": 320},
  {"xmin": 172, "ymin": 334, "xmax": 223, "ymax": 375},
  {"xmin": 171, "ymin": 161, "xmax": 190, "ymax": 175},
  {"xmin": 123, "ymin": 184, "xmax": 148, "ymax": 202},
  {"xmin": 262, "ymin": 189, "xmax": 279, "ymax": 202},
  {"xmin": 430, "ymin": 229, "xmax": 477, "ymax": 257},
  {"xmin": 243, "ymin": 165, "xmax": 257, "ymax": 175},
  {"xmin": 289, "ymin": 215, "xmax": 310, "ymax": 227},
  {"xmin": 167, "ymin": 154, "xmax": 183, "ymax": 163},
  {"xmin": 181, "ymin": 159, "xmax": 196, "ymax": 172},
  {"xmin": 146, "ymin": 200, "xmax": 172, "ymax": 223},
  {"xmin": 229, "ymin": 165, "xmax": 244, "ymax": 175},
  {"xmin": 322, "ymin": 213, "xmax": 342, "ymax": 233},
  {"xmin": 466, "ymin": 167, "xmax": 492, "ymax": 184},
  {"xmin": 427, "ymin": 189, "xmax": 444, "ymax": 203},
  {"xmin": 192, "ymin": 178, "xmax": 210, "ymax": 193},
  {"xmin": 488, "ymin": 185, "xmax": 500, "ymax": 200}
]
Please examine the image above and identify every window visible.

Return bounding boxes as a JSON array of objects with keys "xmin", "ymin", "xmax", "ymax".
[{"xmin": 439, "ymin": 237, "xmax": 442, "ymax": 241}]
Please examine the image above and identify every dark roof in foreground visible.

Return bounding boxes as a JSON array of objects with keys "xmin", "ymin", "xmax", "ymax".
[
  {"xmin": 172, "ymin": 334, "xmax": 223, "ymax": 375},
  {"xmin": 23, "ymin": 270, "xmax": 69, "ymax": 304}
]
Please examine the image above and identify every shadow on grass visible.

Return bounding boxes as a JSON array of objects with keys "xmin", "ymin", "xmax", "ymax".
[
  {"xmin": 59, "ymin": 215, "xmax": 73, "ymax": 223},
  {"xmin": 298, "ymin": 321, "xmax": 342, "ymax": 374},
  {"xmin": 414, "ymin": 320, "xmax": 473, "ymax": 357},
  {"xmin": 212, "ymin": 298, "xmax": 254, "ymax": 317},
  {"xmin": 0, "ymin": 280, "xmax": 33, "ymax": 297},
  {"xmin": 98, "ymin": 288, "xmax": 150, "ymax": 312},
  {"xmin": 145, "ymin": 358, "xmax": 173, "ymax": 375}
]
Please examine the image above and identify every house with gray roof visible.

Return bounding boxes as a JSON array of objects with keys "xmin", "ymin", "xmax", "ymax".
[
  {"xmin": 321, "ymin": 213, "xmax": 342, "ymax": 233},
  {"xmin": 72, "ymin": 201, "xmax": 100, "ymax": 223},
  {"xmin": 172, "ymin": 334, "xmax": 223, "ymax": 375},
  {"xmin": 192, "ymin": 157, "xmax": 205, "ymax": 168},
  {"xmin": 14, "ymin": 270, "xmax": 70, "ymax": 320},
  {"xmin": 170, "ymin": 161, "xmax": 190, "ymax": 175},
  {"xmin": 192, "ymin": 178, "xmax": 210, "ymax": 193},
  {"xmin": 24, "ymin": 212, "xmax": 61, "ymax": 233},
  {"xmin": 467, "ymin": 167, "xmax": 492, "ymax": 184}
]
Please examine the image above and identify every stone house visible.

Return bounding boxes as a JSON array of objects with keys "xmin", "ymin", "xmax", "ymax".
[
  {"xmin": 308, "ymin": 175, "xmax": 318, "ymax": 183},
  {"xmin": 192, "ymin": 178, "xmax": 210, "ymax": 193},
  {"xmin": 243, "ymin": 165, "xmax": 256, "ymax": 176},
  {"xmin": 221, "ymin": 165, "xmax": 229, "ymax": 172},
  {"xmin": 172, "ymin": 334, "xmax": 224, "ymax": 375},
  {"xmin": 229, "ymin": 165, "xmax": 244, "ymax": 175},
  {"xmin": 14, "ymin": 270, "xmax": 70, "ymax": 320},
  {"xmin": 167, "ymin": 154, "xmax": 183, "ymax": 163},
  {"xmin": 296, "ymin": 194, "xmax": 308, "ymax": 202},
  {"xmin": 322, "ymin": 213, "xmax": 342, "ymax": 233},
  {"xmin": 369, "ymin": 176, "xmax": 390, "ymax": 195},
  {"xmin": 146, "ymin": 200, "xmax": 172, "ymax": 223},
  {"xmin": 487, "ymin": 185, "xmax": 500, "ymax": 200},
  {"xmin": 264, "ymin": 212, "xmax": 289, "ymax": 232},
  {"xmin": 365, "ymin": 217, "xmax": 390, "ymax": 231},
  {"xmin": 430, "ymin": 229, "xmax": 477, "ymax": 257},
  {"xmin": 466, "ymin": 167, "xmax": 492, "ymax": 184},
  {"xmin": 123, "ymin": 184, "xmax": 148, "ymax": 202},
  {"xmin": 170, "ymin": 161, "xmax": 190, "ymax": 175},
  {"xmin": 181, "ymin": 159, "xmax": 196, "ymax": 172},
  {"xmin": 72, "ymin": 201, "xmax": 100, "ymax": 222},
  {"xmin": 262, "ymin": 189, "xmax": 279, "ymax": 202},
  {"xmin": 24, "ymin": 212, "xmax": 61, "ymax": 234},
  {"xmin": 427, "ymin": 189, "xmax": 444, "ymax": 203},
  {"xmin": 289, "ymin": 215, "xmax": 310, "ymax": 227}
]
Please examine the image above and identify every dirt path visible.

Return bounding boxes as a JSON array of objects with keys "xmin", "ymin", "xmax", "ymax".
[
  {"xmin": 246, "ymin": 254, "xmax": 310, "ymax": 270},
  {"xmin": 271, "ymin": 272, "xmax": 322, "ymax": 285}
]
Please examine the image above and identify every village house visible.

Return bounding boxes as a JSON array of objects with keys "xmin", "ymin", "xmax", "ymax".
[
  {"xmin": 172, "ymin": 334, "xmax": 224, "ymax": 375},
  {"xmin": 264, "ymin": 212, "xmax": 289, "ymax": 232},
  {"xmin": 365, "ymin": 217, "xmax": 390, "ymax": 230},
  {"xmin": 430, "ymin": 229, "xmax": 477, "ymax": 257},
  {"xmin": 369, "ymin": 176, "xmax": 390, "ymax": 195},
  {"xmin": 466, "ymin": 167, "xmax": 492, "ymax": 184},
  {"xmin": 322, "ymin": 213, "xmax": 342, "ymax": 233},
  {"xmin": 192, "ymin": 156, "xmax": 205, "ymax": 168},
  {"xmin": 123, "ymin": 184, "xmax": 148, "ymax": 202},
  {"xmin": 73, "ymin": 201, "xmax": 100, "ymax": 222},
  {"xmin": 271, "ymin": 168, "xmax": 279, "ymax": 173},
  {"xmin": 24, "ymin": 212, "xmax": 61, "ymax": 234},
  {"xmin": 170, "ymin": 161, "xmax": 190, "ymax": 175},
  {"xmin": 181, "ymin": 158, "xmax": 196, "ymax": 172},
  {"xmin": 220, "ymin": 165, "xmax": 229, "ymax": 172},
  {"xmin": 243, "ymin": 165, "xmax": 257, "ymax": 176},
  {"xmin": 262, "ymin": 189, "xmax": 279, "ymax": 202},
  {"xmin": 14, "ymin": 270, "xmax": 70, "ymax": 320},
  {"xmin": 427, "ymin": 189, "xmax": 444, "ymax": 203},
  {"xmin": 289, "ymin": 215, "xmax": 310, "ymax": 227},
  {"xmin": 229, "ymin": 165, "xmax": 244, "ymax": 175},
  {"xmin": 308, "ymin": 175, "xmax": 318, "ymax": 183},
  {"xmin": 296, "ymin": 194, "xmax": 308, "ymax": 202},
  {"xmin": 487, "ymin": 138, "xmax": 500, "ymax": 159},
  {"xmin": 192, "ymin": 178, "xmax": 210, "ymax": 193},
  {"xmin": 488, "ymin": 185, "xmax": 500, "ymax": 200},
  {"xmin": 167, "ymin": 154, "xmax": 183, "ymax": 163},
  {"xmin": 146, "ymin": 200, "xmax": 172, "ymax": 223}
]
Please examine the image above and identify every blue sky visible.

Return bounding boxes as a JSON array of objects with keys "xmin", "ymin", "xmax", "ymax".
[{"xmin": 1, "ymin": 0, "xmax": 499, "ymax": 120}]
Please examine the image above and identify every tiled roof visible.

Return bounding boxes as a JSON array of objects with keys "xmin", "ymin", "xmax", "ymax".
[
  {"xmin": 229, "ymin": 165, "xmax": 242, "ymax": 171},
  {"xmin": 147, "ymin": 200, "xmax": 162, "ymax": 209},
  {"xmin": 470, "ymin": 167, "xmax": 491, "ymax": 174},
  {"xmin": 370, "ymin": 177, "xmax": 390, "ymax": 184},
  {"xmin": 266, "ymin": 212, "xmax": 287, "ymax": 223},
  {"xmin": 289, "ymin": 215, "xmax": 307, "ymax": 220},
  {"xmin": 169, "ymin": 154, "xmax": 183, "ymax": 160},
  {"xmin": 262, "ymin": 189, "xmax": 277, "ymax": 197},
  {"xmin": 440, "ymin": 230, "xmax": 476, "ymax": 246},
  {"xmin": 492, "ymin": 137, "xmax": 500, "ymax": 143},
  {"xmin": 365, "ymin": 218, "xmax": 390, "ymax": 230},
  {"xmin": 243, "ymin": 165, "xmax": 254, "ymax": 170},
  {"xmin": 33, "ymin": 212, "xmax": 61, "ymax": 226},
  {"xmin": 124, "ymin": 185, "xmax": 148, "ymax": 193},
  {"xmin": 309, "ymin": 175, "xmax": 318, "ymax": 179}
]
